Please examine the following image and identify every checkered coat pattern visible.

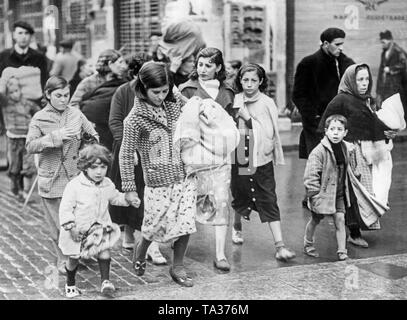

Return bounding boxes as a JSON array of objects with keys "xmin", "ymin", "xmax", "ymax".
[
  {"xmin": 119, "ymin": 96, "xmax": 185, "ymax": 191},
  {"xmin": 26, "ymin": 104, "xmax": 98, "ymax": 198}
]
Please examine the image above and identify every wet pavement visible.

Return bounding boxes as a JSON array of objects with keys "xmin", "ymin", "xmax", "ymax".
[{"xmin": 0, "ymin": 132, "xmax": 407, "ymax": 300}]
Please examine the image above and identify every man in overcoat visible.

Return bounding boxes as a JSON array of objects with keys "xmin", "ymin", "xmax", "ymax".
[
  {"xmin": 292, "ymin": 28, "xmax": 355, "ymax": 207},
  {"xmin": 376, "ymin": 30, "xmax": 407, "ymax": 119}
]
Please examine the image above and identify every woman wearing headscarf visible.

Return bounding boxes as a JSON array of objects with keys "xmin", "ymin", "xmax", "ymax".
[{"xmin": 319, "ymin": 63, "xmax": 397, "ymax": 248}]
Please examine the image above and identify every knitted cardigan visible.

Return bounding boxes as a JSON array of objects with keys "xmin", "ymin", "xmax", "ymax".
[{"xmin": 119, "ymin": 96, "xmax": 185, "ymax": 190}]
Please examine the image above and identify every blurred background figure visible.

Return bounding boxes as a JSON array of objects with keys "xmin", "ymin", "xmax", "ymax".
[
  {"xmin": 69, "ymin": 59, "xmax": 95, "ymax": 96},
  {"xmin": 50, "ymin": 39, "xmax": 83, "ymax": 83},
  {"xmin": 159, "ymin": 19, "xmax": 206, "ymax": 87},
  {"xmin": 225, "ymin": 59, "xmax": 242, "ymax": 90},
  {"xmin": 376, "ymin": 30, "xmax": 407, "ymax": 120}
]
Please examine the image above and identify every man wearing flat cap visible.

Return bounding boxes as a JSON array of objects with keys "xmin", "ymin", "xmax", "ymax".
[
  {"xmin": 376, "ymin": 30, "xmax": 407, "ymax": 118},
  {"xmin": 50, "ymin": 38, "xmax": 83, "ymax": 82},
  {"xmin": 0, "ymin": 21, "xmax": 48, "ymax": 103}
]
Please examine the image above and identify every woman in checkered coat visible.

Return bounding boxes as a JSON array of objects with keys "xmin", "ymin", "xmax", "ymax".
[
  {"xmin": 26, "ymin": 76, "xmax": 98, "ymax": 273},
  {"xmin": 119, "ymin": 62, "xmax": 196, "ymax": 287}
]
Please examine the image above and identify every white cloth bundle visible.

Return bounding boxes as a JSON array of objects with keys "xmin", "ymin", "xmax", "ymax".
[
  {"xmin": 174, "ymin": 97, "xmax": 240, "ymax": 172},
  {"xmin": 376, "ymin": 93, "xmax": 406, "ymax": 130}
]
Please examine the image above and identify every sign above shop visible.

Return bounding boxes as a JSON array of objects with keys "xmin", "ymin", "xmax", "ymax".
[{"xmin": 356, "ymin": 0, "xmax": 388, "ymax": 11}]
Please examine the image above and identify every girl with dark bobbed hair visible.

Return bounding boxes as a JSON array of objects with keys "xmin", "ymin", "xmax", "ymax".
[
  {"xmin": 26, "ymin": 76, "xmax": 98, "ymax": 275},
  {"xmin": 119, "ymin": 61, "xmax": 197, "ymax": 287}
]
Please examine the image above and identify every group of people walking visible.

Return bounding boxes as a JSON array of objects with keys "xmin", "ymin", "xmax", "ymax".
[
  {"xmin": 0, "ymin": 20, "xmax": 404, "ymax": 298},
  {"xmin": 294, "ymin": 28, "xmax": 404, "ymax": 261}
]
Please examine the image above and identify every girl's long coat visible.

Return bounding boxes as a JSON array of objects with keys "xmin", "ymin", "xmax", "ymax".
[{"xmin": 58, "ymin": 173, "xmax": 129, "ymax": 256}]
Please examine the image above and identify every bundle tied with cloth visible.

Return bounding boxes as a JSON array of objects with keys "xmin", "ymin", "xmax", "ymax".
[
  {"xmin": 359, "ymin": 93, "xmax": 405, "ymax": 206},
  {"xmin": 159, "ymin": 19, "xmax": 206, "ymax": 71},
  {"xmin": 174, "ymin": 97, "xmax": 240, "ymax": 225}
]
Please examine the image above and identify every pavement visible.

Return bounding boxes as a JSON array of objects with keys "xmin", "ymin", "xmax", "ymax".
[{"xmin": 1, "ymin": 126, "xmax": 407, "ymax": 300}]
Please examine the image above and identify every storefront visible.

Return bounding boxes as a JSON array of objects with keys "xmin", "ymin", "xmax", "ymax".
[{"xmin": 290, "ymin": 0, "xmax": 407, "ymax": 96}]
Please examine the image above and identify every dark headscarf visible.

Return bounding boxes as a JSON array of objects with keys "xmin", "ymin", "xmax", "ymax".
[{"xmin": 338, "ymin": 63, "xmax": 373, "ymax": 100}]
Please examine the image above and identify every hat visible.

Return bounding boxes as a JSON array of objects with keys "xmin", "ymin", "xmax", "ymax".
[
  {"xmin": 320, "ymin": 27, "xmax": 346, "ymax": 43},
  {"xmin": 95, "ymin": 49, "xmax": 122, "ymax": 75},
  {"xmin": 379, "ymin": 30, "xmax": 393, "ymax": 40},
  {"xmin": 59, "ymin": 39, "xmax": 74, "ymax": 49},
  {"xmin": 12, "ymin": 21, "xmax": 34, "ymax": 34}
]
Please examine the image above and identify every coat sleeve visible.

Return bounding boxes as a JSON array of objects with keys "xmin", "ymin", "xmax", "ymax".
[
  {"xmin": 304, "ymin": 149, "xmax": 323, "ymax": 198},
  {"xmin": 25, "ymin": 117, "xmax": 64, "ymax": 154},
  {"xmin": 389, "ymin": 48, "xmax": 407, "ymax": 75},
  {"xmin": 109, "ymin": 86, "xmax": 126, "ymax": 143},
  {"xmin": 119, "ymin": 115, "xmax": 140, "ymax": 192},
  {"xmin": 59, "ymin": 181, "xmax": 77, "ymax": 226},
  {"xmin": 292, "ymin": 58, "xmax": 318, "ymax": 128},
  {"xmin": 80, "ymin": 112, "xmax": 99, "ymax": 142},
  {"xmin": 107, "ymin": 179, "xmax": 130, "ymax": 207},
  {"xmin": 70, "ymin": 78, "xmax": 90, "ymax": 109}
]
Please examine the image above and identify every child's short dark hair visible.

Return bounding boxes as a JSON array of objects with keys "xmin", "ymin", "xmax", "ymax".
[
  {"xmin": 77, "ymin": 144, "xmax": 112, "ymax": 171},
  {"xmin": 324, "ymin": 114, "xmax": 348, "ymax": 129}
]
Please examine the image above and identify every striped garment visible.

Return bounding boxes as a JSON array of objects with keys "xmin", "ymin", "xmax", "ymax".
[
  {"xmin": 26, "ymin": 104, "xmax": 98, "ymax": 198},
  {"xmin": 119, "ymin": 96, "xmax": 185, "ymax": 191}
]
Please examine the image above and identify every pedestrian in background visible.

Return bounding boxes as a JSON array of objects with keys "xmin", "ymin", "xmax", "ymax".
[
  {"xmin": 120, "ymin": 62, "xmax": 196, "ymax": 287},
  {"xmin": 225, "ymin": 59, "xmax": 242, "ymax": 91},
  {"xmin": 292, "ymin": 27, "xmax": 355, "ymax": 207},
  {"xmin": 303, "ymin": 115, "xmax": 351, "ymax": 261},
  {"xmin": 69, "ymin": 49, "xmax": 127, "ymax": 110},
  {"xmin": 79, "ymin": 50, "xmax": 129, "ymax": 151},
  {"xmin": 0, "ymin": 76, "xmax": 40, "ymax": 200},
  {"xmin": 26, "ymin": 76, "xmax": 98, "ymax": 273},
  {"xmin": 376, "ymin": 30, "xmax": 407, "ymax": 119},
  {"xmin": 319, "ymin": 63, "xmax": 397, "ymax": 247},
  {"xmin": 69, "ymin": 59, "xmax": 94, "ymax": 96},
  {"xmin": 49, "ymin": 39, "xmax": 83, "ymax": 82},
  {"xmin": 59, "ymin": 144, "xmax": 133, "ymax": 298},
  {"xmin": 180, "ymin": 47, "xmax": 235, "ymax": 271},
  {"xmin": 109, "ymin": 53, "xmax": 167, "ymax": 264},
  {"xmin": 229, "ymin": 63, "xmax": 295, "ymax": 261}
]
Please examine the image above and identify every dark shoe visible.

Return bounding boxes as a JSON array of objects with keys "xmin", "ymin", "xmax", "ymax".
[
  {"xmin": 133, "ymin": 260, "xmax": 146, "ymax": 276},
  {"xmin": 347, "ymin": 236, "xmax": 369, "ymax": 248},
  {"xmin": 169, "ymin": 266, "xmax": 193, "ymax": 287},
  {"xmin": 213, "ymin": 259, "xmax": 231, "ymax": 272}
]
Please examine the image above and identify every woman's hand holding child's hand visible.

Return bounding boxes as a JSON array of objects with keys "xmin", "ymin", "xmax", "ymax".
[{"xmin": 125, "ymin": 191, "xmax": 141, "ymax": 208}]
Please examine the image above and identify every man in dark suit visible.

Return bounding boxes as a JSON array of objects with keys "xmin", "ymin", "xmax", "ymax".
[
  {"xmin": 376, "ymin": 30, "xmax": 407, "ymax": 119},
  {"xmin": 293, "ymin": 27, "xmax": 355, "ymax": 160}
]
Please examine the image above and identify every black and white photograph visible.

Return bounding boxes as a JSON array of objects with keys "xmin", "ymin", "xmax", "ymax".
[{"xmin": 0, "ymin": 0, "xmax": 407, "ymax": 308}]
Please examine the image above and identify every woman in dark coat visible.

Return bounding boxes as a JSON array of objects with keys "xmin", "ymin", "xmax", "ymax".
[
  {"xmin": 80, "ymin": 50, "xmax": 128, "ymax": 151},
  {"xmin": 319, "ymin": 63, "xmax": 396, "ymax": 248},
  {"xmin": 108, "ymin": 54, "xmax": 166, "ymax": 264}
]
